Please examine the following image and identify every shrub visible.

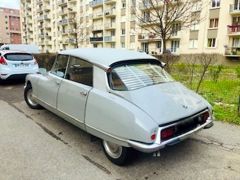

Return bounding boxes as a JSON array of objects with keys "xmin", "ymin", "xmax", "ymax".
[
  {"xmin": 33, "ymin": 53, "xmax": 56, "ymax": 71},
  {"xmin": 209, "ymin": 65, "xmax": 223, "ymax": 82},
  {"xmin": 236, "ymin": 66, "xmax": 240, "ymax": 79}
]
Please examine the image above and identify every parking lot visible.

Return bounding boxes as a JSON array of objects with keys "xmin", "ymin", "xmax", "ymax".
[{"xmin": 0, "ymin": 80, "xmax": 240, "ymax": 180}]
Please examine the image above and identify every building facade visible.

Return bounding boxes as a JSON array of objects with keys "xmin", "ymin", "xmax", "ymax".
[
  {"xmin": 0, "ymin": 7, "xmax": 22, "ymax": 45},
  {"xmin": 20, "ymin": 0, "xmax": 240, "ymax": 59}
]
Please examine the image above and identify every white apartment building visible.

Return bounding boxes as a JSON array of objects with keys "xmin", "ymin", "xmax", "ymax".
[{"xmin": 20, "ymin": 0, "xmax": 240, "ymax": 60}]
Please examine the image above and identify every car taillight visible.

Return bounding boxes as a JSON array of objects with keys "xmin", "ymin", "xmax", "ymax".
[
  {"xmin": 0, "ymin": 56, "xmax": 7, "ymax": 65},
  {"xmin": 199, "ymin": 111, "xmax": 209, "ymax": 125},
  {"xmin": 161, "ymin": 127, "xmax": 175, "ymax": 141}
]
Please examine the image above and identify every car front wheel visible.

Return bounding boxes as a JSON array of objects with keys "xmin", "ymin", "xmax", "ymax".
[
  {"xmin": 24, "ymin": 84, "xmax": 42, "ymax": 109},
  {"xmin": 102, "ymin": 140, "xmax": 130, "ymax": 166}
]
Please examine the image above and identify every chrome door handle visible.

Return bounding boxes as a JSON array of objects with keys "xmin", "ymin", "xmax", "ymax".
[
  {"xmin": 55, "ymin": 81, "xmax": 61, "ymax": 85},
  {"xmin": 80, "ymin": 91, "xmax": 88, "ymax": 96}
]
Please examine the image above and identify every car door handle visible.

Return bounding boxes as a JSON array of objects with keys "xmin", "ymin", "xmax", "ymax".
[
  {"xmin": 80, "ymin": 91, "xmax": 88, "ymax": 97},
  {"xmin": 55, "ymin": 81, "xmax": 61, "ymax": 85}
]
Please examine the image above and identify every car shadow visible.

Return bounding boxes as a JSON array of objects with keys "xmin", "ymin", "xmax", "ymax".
[{"xmin": 0, "ymin": 79, "xmax": 25, "ymax": 86}]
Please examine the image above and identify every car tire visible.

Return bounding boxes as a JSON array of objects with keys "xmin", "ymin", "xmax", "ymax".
[
  {"xmin": 102, "ymin": 140, "xmax": 130, "ymax": 166},
  {"xmin": 24, "ymin": 84, "xmax": 42, "ymax": 109}
]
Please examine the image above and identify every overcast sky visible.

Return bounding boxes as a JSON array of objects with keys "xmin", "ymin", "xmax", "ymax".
[{"xmin": 0, "ymin": 0, "xmax": 20, "ymax": 9}]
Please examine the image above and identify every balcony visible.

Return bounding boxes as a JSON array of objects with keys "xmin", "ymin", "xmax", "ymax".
[
  {"xmin": 43, "ymin": 5, "xmax": 50, "ymax": 12},
  {"xmin": 104, "ymin": 23, "xmax": 116, "ymax": 30},
  {"xmin": 139, "ymin": 2, "xmax": 162, "ymax": 10},
  {"xmin": 138, "ymin": 33, "xmax": 160, "ymax": 41},
  {"xmin": 170, "ymin": 31, "xmax": 181, "ymax": 39},
  {"xmin": 90, "ymin": 37, "xmax": 103, "ymax": 42},
  {"xmin": 68, "ymin": 38, "xmax": 77, "ymax": 44},
  {"xmin": 58, "ymin": 19, "xmax": 68, "ymax": 25},
  {"xmin": 69, "ymin": 18, "xmax": 76, "ymax": 24},
  {"xmin": 37, "ymin": 0, "xmax": 43, "ymax": 5},
  {"xmin": 68, "ymin": 7, "xmax": 77, "ymax": 14},
  {"xmin": 92, "ymin": 25, "xmax": 103, "ymax": 31},
  {"xmin": 228, "ymin": 25, "xmax": 240, "ymax": 36},
  {"xmin": 90, "ymin": 0, "xmax": 103, "ymax": 8},
  {"xmin": 139, "ymin": 20, "xmax": 158, "ymax": 27},
  {"xmin": 92, "ymin": 12, "xmax": 103, "ymax": 19},
  {"xmin": 104, "ymin": 36, "xmax": 115, "ymax": 42},
  {"xmin": 230, "ymin": 4, "xmax": 240, "ymax": 15},
  {"xmin": 57, "ymin": 0, "xmax": 67, "ymax": 6},
  {"xmin": 58, "ymin": 9, "xmax": 68, "ymax": 16},
  {"xmin": 37, "ymin": 15, "xmax": 50, "ymax": 21},
  {"xmin": 104, "ymin": 0, "xmax": 116, "ymax": 5},
  {"xmin": 225, "ymin": 47, "xmax": 240, "ymax": 57},
  {"xmin": 104, "ymin": 8, "xmax": 116, "ymax": 17}
]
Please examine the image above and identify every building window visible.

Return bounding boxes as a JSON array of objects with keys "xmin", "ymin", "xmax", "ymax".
[
  {"xmin": 121, "ymin": 29, "xmax": 126, "ymax": 35},
  {"xmin": 171, "ymin": 23, "xmax": 181, "ymax": 36},
  {"xmin": 143, "ymin": 12, "xmax": 150, "ymax": 22},
  {"xmin": 189, "ymin": 40, "xmax": 198, "ymax": 49},
  {"xmin": 207, "ymin": 38, "xmax": 216, "ymax": 47},
  {"xmin": 209, "ymin": 18, "xmax": 219, "ymax": 28},
  {"xmin": 191, "ymin": 21, "xmax": 199, "ymax": 31},
  {"xmin": 232, "ymin": 16, "xmax": 240, "ymax": 25},
  {"xmin": 171, "ymin": 40, "xmax": 180, "ymax": 52},
  {"xmin": 211, "ymin": 0, "xmax": 220, "ymax": 8},
  {"xmin": 142, "ymin": 43, "xmax": 149, "ymax": 53},
  {"xmin": 121, "ymin": 43, "xmax": 125, "ymax": 48},
  {"xmin": 233, "ymin": 38, "xmax": 240, "ymax": 47},
  {"xmin": 156, "ymin": 41, "xmax": 162, "ymax": 49}
]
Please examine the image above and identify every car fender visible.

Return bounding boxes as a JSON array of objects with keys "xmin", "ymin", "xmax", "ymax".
[
  {"xmin": 85, "ymin": 88, "xmax": 158, "ymax": 146},
  {"xmin": 25, "ymin": 74, "xmax": 42, "ymax": 98}
]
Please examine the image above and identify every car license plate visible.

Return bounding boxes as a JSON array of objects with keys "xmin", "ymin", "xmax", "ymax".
[{"xmin": 15, "ymin": 64, "xmax": 29, "ymax": 67}]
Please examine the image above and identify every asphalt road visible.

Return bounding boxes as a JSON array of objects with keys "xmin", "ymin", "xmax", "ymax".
[{"xmin": 0, "ymin": 80, "xmax": 240, "ymax": 180}]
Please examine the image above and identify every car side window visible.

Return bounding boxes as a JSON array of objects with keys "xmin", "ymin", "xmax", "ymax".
[
  {"xmin": 65, "ymin": 56, "xmax": 93, "ymax": 87},
  {"xmin": 51, "ymin": 55, "xmax": 69, "ymax": 78}
]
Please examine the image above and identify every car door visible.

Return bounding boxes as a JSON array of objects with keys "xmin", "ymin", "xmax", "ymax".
[
  {"xmin": 57, "ymin": 56, "xmax": 93, "ymax": 128},
  {"xmin": 37, "ymin": 54, "xmax": 69, "ymax": 109}
]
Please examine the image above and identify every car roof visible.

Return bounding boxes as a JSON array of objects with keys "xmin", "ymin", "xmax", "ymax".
[
  {"xmin": 59, "ymin": 48, "xmax": 158, "ymax": 69},
  {"xmin": 0, "ymin": 50, "xmax": 30, "ymax": 55}
]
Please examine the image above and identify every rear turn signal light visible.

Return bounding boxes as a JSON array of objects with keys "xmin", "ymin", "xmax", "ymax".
[
  {"xmin": 0, "ymin": 56, "xmax": 7, "ymax": 65},
  {"xmin": 151, "ymin": 133, "xmax": 156, "ymax": 141},
  {"xmin": 161, "ymin": 127, "xmax": 175, "ymax": 141}
]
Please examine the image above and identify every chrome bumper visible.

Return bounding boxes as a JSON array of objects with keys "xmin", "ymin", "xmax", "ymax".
[{"xmin": 128, "ymin": 118, "xmax": 213, "ymax": 153}]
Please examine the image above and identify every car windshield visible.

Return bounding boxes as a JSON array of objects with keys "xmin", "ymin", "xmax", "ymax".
[
  {"xmin": 109, "ymin": 62, "xmax": 174, "ymax": 91},
  {"xmin": 4, "ymin": 53, "xmax": 33, "ymax": 61}
]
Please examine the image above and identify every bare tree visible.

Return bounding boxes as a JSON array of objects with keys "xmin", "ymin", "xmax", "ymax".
[
  {"xmin": 195, "ymin": 53, "xmax": 217, "ymax": 93},
  {"xmin": 185, "ymin": 54, "xmax": 198, "ymax": 88},
  {"xmin": 136, "ymin": 0, "xmax": 205, "ymax": 53}
]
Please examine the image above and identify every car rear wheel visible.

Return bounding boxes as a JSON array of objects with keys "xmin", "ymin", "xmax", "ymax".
[
  {"xmin": 24, "ymin": 84, "xmax": 42, "ymax": 109},
  {"xmin": 102, "ymin": 140, "xmax": 130, "ymax": 166}
]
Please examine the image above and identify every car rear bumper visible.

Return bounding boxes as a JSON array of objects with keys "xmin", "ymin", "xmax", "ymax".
[
  {"xmin": 0, "ymin": 69, "xmax": 39, "ymax": 80},
  {"xmin": 128, "ymin": 118, "xmax": 213, "ymax": 153}
]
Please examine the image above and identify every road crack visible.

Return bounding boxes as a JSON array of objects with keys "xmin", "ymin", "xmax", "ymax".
[
  {"xmin": 82, "ymin": 155, "xmax": 111, "ymax": 175},
  {"xmin": 190, "ymin": 136, "xmax": 240, "ymax": 153}
]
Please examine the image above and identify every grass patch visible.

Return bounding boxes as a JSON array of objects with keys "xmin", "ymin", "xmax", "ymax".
[{"xmin": 172, "ymin": 65, "xmax": 240, "ymax": 125}]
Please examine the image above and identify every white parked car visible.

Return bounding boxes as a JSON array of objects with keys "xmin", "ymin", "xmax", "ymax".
[
  {"xmin": 24, "ymin": 48, "xmax": 213, "ymax": 165},
  {"xmin": 0, "ymin": 51, "xmax": 39, "ymax": 80},
  {"xmin": 0, "ymin": 44, "xmax": 40, "ymax": 54}
]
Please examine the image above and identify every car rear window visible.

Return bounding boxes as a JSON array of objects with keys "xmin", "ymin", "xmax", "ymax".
[
  {"xmin": 109, "ymin": 62, "xmax": 174, "ymax": 91},
  {"xmin": 4, "ymin": 53, "xmax": 33, "ymax": 61}
]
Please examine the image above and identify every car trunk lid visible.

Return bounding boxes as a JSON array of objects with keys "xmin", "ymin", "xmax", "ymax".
[{"xmin": 113, "ymin": 82, "xmax": 209, "ymax": 125}]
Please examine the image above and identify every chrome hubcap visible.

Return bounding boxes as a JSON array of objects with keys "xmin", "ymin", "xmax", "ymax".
[
  {"xmin": 103, "ymin": 140, "xmax": 123, "ymax": 159},
  {"xmin": 27, "ymin": 89, "xmax": 38, "ymax": 106}
]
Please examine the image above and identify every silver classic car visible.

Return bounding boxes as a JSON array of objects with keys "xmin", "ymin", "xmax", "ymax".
[{"xmin": 24, "ymin": 48, "xmax": 213, "ymax": 165}]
